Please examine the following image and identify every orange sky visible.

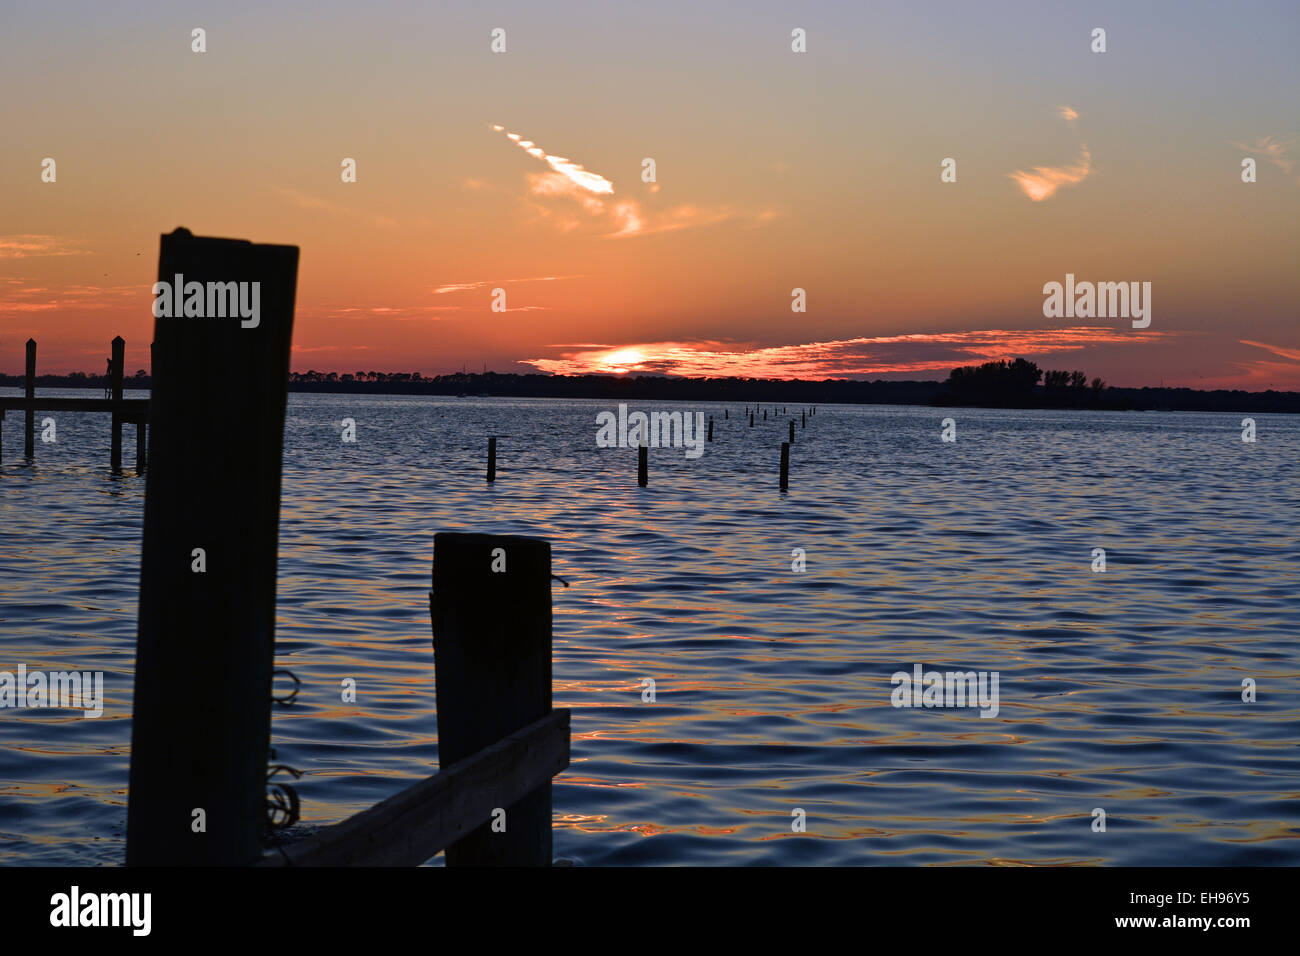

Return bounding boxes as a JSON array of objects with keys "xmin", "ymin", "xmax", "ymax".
[{"xmin": 2, "ymin": 1, "xmax": 1297, "ymax": 388}]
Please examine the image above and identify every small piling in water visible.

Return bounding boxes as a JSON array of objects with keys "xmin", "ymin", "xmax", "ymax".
[
  {"xmin": 763, "ymin": 408, "xmax": 767, "ymax": 420},
  {"xmin": 724, "ymin": 408, "xmax": 728, "ymax": 420},
  {"xmin": 749, "ymin": 412, "xmax": 754, "ymax": 427},
  {"xmin": 780, "ymin": 441, "xmax": 790, "ymax": 492},
  {"xmin": 24, "ymin": 339, "xmax": 35, "ymax": 459},
  {"xmin": 638, "ymin": 444, "xmax": 648, "ymax": 486},
  {"xmin": 109, "ymin": 336, "xmax": 124, "ymax": 472},
  {"xmin": 487, "ymin": 436, "xmax": 497, "ymax": 483},
  {"xmin": 708, "ymin": 417, "xmax": 713, "ymax": 442},
  {"xmin": 789, "ymin": 421, "xmax": 795, "ymax": 443}
]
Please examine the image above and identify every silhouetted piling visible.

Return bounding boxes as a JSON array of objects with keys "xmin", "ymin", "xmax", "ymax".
[
  {"xmin": 708, "ymin": 417, "xmax": 713, "ymax": 442},
  {"xmin": 24, "ymin": 339, "xmax": 35, "ymax": 459},
  {"xmin": 789, "ymin": 421, "xmax": 795, "ymax": 443},
  {"xmin": 749, "ymin": 412, "xmax": 754, "ymax": 427},
  {"xmin": 763, "ymin": 408, "xmax": 767, "ymax": 420},
  {"xmin": 431, "ymin": 532, "xmax": 555, "ymax": 866},
  {"xmin": 127, "ymin": 228, "xmax": 299, "ymax": 866},
  {"xmin": 802, "ymin": 410, "xmax": 806, "ymax": 427},
  {"xmin": 638, "ymin": 444, "xmax": 647, "ymax": 486},
  {"xmin": 109, "ymin": 336, "xmax": 124, "ymax": 471},
  {"xmin": 780, "ymin": 442, "xmax": 790, "ymax": 491},
  {"xmin": 724, "ymin": 408, "xmax": 728, "ymax": 420},
  {"xmin": 487, "ymin": 436, "xmax": 497, "ymax": 482}
]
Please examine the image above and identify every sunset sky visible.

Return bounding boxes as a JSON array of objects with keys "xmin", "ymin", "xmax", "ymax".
[{"xmin": 2, "ymin": 0, "xmax": 1297, "ymax": 387}]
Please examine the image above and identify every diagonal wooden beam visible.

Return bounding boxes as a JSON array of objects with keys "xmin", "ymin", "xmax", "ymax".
[{"xmin": 257, "ymin": 709, "xmax": 570, "ymax": 867}]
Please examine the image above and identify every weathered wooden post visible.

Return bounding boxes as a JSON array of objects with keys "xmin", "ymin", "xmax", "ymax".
[
  {"xmin": 638, "ymin": 443, "xmax": 648, "ymax": 487},
  {"xmin": 763, "ymin": 408, "xmax": 767, "ymax": 420},
  {"xmin": 708, "ymin": 417, "xmax": 713, "ymax": 442},
  {"xmin": 127, "ymin": 228, "xmax": 298, "ymax": 866},
  {"xmin": 779, "ymin": 441, "xmax": 790, "ymax": 492},
  {"xmin": 802, "ymin": 410, "xmax": 806, "ymax": 427},
  {"xmin": 487, "ymin": 436, "xmax": 497, "ymax": 483},
  {"xmin": 788, "ymin": 420, "xmax": 795, "ymax": 443},
  {"xmin": 431, "ymin": 532, "xmax": 555, "ymax": 866},
  {"xmin": 109, "ymin": 336, "xmax": 124, "ymax": 471},
  {"xmin": 749, "ymin": 412, "xmax": 754, "ymax": 427},
  {"xmin": 135, "ymin": 421, "xmax": 147, "ymax": 474},
  {"xmin": 724, "ymin": 408, "xmax": 728, "ymax": 420},
  {"xmin": 24, "ymin": 339, "xmax": 35, "ymax": 459}
]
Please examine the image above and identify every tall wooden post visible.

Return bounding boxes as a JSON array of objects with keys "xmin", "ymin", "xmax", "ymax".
[
  {"xmin": 127, "ymin": 228, "xmax": 299, "ymax": 866},
  {"xmin": 24, "ymin": 339, "xmax": 35, "ymax": 459},
  {"xmin": 638, "ymin": 444, "xmax": 648, "ymax": 487},
  {"xmin": 789, "ymin": 421, "xmax": 795, "ymax": 443},
  {"xmin": 431, "ymin": 533, "xmax": 554, "ymax": 866},
  {"xmin": 487, "ymin": 436, "xmax": 497, "ymax": 483},
  {"xmin": 780, "ymin": 441, "xmax": 790, "ymax": 492},
  {"xmin": 707, "ymin": 417, "xmax": 713, "ymax": 442},
  {"xmin": 109, "ymin": 336, "xmax": 124, "ymax": 471}
]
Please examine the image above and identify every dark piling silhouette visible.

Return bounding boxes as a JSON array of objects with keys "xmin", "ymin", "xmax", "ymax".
[
  {"xmin": 127, "ymin": 228, "xmax": 299, "ymax": 866},
  {"xmin": 109, "ymin": 336, "xmax": 124, "ymax": 471},
  {"xmin": 431, "ymin": 532, "xmax": 556, "ymax": 866},
  {"xmin": 487, "ymin": 436, "xmax": 497, "ymax": 482},
  {"xmin": 780, "ymin": 441, "xmax": 790, "ymax": 492}
]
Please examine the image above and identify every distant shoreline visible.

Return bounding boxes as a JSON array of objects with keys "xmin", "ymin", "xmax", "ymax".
[{"xmin": 5, "ymin": 372, "xmax": 1299, "ymax": 413}]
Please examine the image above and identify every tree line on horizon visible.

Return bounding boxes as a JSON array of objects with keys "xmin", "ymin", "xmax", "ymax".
[{"xmin": 3, "ymin": 360, "xmax": 1298, "ymax": 413}]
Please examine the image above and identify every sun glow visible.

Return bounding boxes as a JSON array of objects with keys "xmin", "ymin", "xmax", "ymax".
[{"xmin": 599, "ymin": 348, "xmax": 647, "ymax": 372}]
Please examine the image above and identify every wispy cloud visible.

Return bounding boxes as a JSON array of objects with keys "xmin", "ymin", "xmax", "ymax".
[
  {"xmin": 521, "ymin": 326, "xmax": 1169, "ymax": 379},
  {"xmin": 0, "ymin": 235, "xmax": 91, "ymax": 258},
  {"xmin": 491, "ymin": 125, "xmax": 614, "ymax": 195},
  {"xmin": 1229, "ymin": 135, "xmax": 1295, "ymax": 174},
  {"xmin": 491, "ymin": 124, "xmax": 777, "ymax": 238},
  {"xmin": 430, "ymin": 274, "xmax": 585, "ymax": 295},
  {"xmin": 1009, "ymin": 107, "xmax": 1091, "ymax": 201},
  {"xmin": 1240, "ymin": 338, "xmax": 1300, "ymax": 362},
  {"xmin": 0, "ymin": 280, "xmax": 138, "ymax": 312}
]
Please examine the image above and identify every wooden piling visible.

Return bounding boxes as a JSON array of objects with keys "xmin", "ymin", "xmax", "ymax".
[
  {"xmin": 430, "ymin": 532, "xmax": 554, "ymax": 866},
  {"xmin": 802, "ymin": 410, "xmax": 806, "ymax": 427},
  {"xmin": 109, "ymin": 336, "xmax": 124, "ymax": 471},
  {"xmin": 749, "ymin": 412, "xmax": 754, "ymax": 427},
  {"xmin": 487, "ymin": 436, "xmax": 497, "ymax": 483},
  {"xmin": 789, "ymin": 421, "xmax": 795, "ymax": 443},
  {"xmin": 638, "ymin": 443, "xmax": 648, "ymax": 487},
  {"xmin": 708, "ymin": 417, "xmax": 713, "ymax": 442},
  {"xmin": 126, "ymin": 228, "xmax": 299, "ymax": 866},
  {"xmin": 24, "ymin": 339, "xmax": 35, "ymax": 458},
  {"xmin": 724, "ymin": 409, "xmax": 728, "ymax": 420},
  {"xmin": 780, "ymin": 441, "xmax": 790, "ymax": 492}
]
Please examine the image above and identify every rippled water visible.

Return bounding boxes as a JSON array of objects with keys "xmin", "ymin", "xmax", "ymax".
[{"xmin": 2, "ymin": 390, "xmax": 1298, "ymax": 866}]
